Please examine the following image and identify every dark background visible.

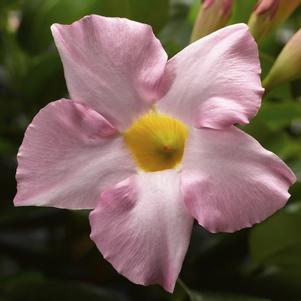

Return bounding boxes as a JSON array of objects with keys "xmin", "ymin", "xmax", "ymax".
[{"xmin": 0, "ymin": 0, "xmax": 301, "ymax": 300}]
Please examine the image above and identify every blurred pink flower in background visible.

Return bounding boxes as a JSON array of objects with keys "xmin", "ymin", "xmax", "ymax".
[
  {"xmin": 14, "ymin": 15, "xmax": 296, "ymax": 292},
  {"xmin": 248, "ymin": 0, "xmax": 301, "ymax": 41},
  {"xmin": 191, "ymin": 0, "xmax": 233, "ymax": 42},
  {"xmin": 264, "ymin": 28, "xmax": 301, "ymax": 90}
]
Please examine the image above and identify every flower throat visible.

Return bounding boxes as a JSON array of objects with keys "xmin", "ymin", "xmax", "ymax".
[{"xmin": 123, "ymin": 111, "xmax": 188, "ymax": 172}]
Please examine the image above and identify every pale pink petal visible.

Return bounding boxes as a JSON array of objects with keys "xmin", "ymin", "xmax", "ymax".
[
  {"xmin": 157, "ymin": 24, "xmax": 264, "ymax": 129},
  {"xmin": 14, "ymin": 99, "xmax": 136, "ymax": 209},
  {"xmin": 51, "ymin": 15, "xmax": 168, "ymax": 131},
  {"xmin": 90, "ymin": 170, "xmax": 193, "ymax": 292},
  {"xmin": 181, "ymin": 127, "xmax": 296, "ymax": 233}
]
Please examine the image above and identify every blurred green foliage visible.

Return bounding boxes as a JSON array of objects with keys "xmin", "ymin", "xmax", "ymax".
[{"xmin": 0, "ymin": 0, "xmax": 301, "ymax": 300}]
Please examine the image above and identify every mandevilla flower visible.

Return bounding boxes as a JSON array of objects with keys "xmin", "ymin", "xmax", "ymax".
[
  {"xmin": 14, "ymin": 15, "xmax": 296, "ymax": 292},
  {"xmin": 263, "ymin": 28, "xmax": 301, "ymax": 90},
  {"xmin": 191, "ymin": 0, "xmax": 233, "ymax": 42},
  {"xmin": 248, "ymin": 0, "xmax": 301, "ymax": 42}
]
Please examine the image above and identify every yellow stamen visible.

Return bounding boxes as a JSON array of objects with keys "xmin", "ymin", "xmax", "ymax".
[{"xmin": 123, "ymin": 111, "xmax": 188, "ymax": 172}]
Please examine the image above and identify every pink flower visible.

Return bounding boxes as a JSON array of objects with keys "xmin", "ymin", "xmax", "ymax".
[
  {"xmin": 191, "ymin": 0, "xmax": 233, "ymax": 41},
  {"xmin": 14, "ymin": 15, "xmax": 296, "ymax": 293},
  {"xmin": 263, "ymin": 28, "xmax": 301, "ymax": 90},
  {"xmin": 248, "ymin": 0, "xmax": 301, "ymax": 42}
]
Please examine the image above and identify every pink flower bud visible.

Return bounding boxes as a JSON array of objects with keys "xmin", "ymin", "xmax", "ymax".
[
  {"xmin": 254, "ymin": 0, "xmax": 278, "ymax": 16},
  {"xmin": 263, "ymin": 28, "xmax": 301, "ymax": 91},
  {"xmin": 7, "ymin": 10, "xmax": 21, "ymax": 33},
  {"xmin": 248, "ymin": 0, "xmax": 301, "ymax": 42},
  {"xmin": 191, "ymin": 0, "xmax": 233, "ymax": 42}
]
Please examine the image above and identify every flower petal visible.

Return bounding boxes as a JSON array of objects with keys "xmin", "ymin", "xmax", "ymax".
[
  {"xmin": 51, "ymin": 15, "xmax": 168, "ymax": 130},
  {"xmin": 89, "ymin": 170, "xmax": 193, "ymax": 292},
  {"xmin": 14, "ymin": 99, "xmax": 136, "ymax": 209},
  {"xmin": 181, "ymin": 127, "xmax": 296, "ymax": 233},
  {"xmin": 157, "ymin": 24, "xmax": 264, "ymax": 129}
]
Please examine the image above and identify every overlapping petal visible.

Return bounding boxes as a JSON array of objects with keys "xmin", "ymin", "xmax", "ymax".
[
  {"xmin": 51, "ymin": 15, "xmax": 168, "ymax": 130},
  {"xmin": 157, "ymin": 24, "xmax": 264, "ymax": 129},
  {"xmin": 181, "ymin": 127, "xmax": 296, "ymax": 233},
  {"xmin": 14, "ymin": 99, "xmax": 136, "ymax": 209},
  {"xmin": 90, "ymin": 170, "xmax": 193, "ymax": 292}
]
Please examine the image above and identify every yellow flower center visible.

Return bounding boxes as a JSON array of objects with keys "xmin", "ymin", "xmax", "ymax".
[{"xmin": 123, "ymin": 111, "xmax": 188, "ymax": 172}]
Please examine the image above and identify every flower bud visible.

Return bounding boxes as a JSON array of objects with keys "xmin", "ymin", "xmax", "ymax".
[
  {"xmin": 8, "ymin": 10, "xmax": 21, "ymax": 33},
  {"xmin": 191, "ymin": 0, "xmax": 233, "ymax": 42},
  {"xmin": 263, "ymin": 28, "xmax": 301, "ymax": 91},
  {"xmin": 248, "ymin": 0, "xmax": 301, "ymax": 42}
]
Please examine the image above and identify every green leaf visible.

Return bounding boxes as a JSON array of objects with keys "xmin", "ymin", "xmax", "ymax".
[
  {"xmin": 175, "ymin": 279, "xmax": 269, "ymax": 301},
  {"xmin": 256, "ymin": 101, "xmax": 301, "ymax": 131},
  {"xmin": 230, "ymin": 0, "xmax": 257, "ymax": 24},
  {"xmin": 289, "ymin": 181, "xmax": 301, "ymax": 202},
  {"xmin": 18, "ymin": 0, "xmax": 104, "ymax": 54},
  {"xmin": 291, "ymin": 160, "xmax": 301, "ymax": 182},
  {"xmin": 250, "ymin": 203, "xmax": 301, "ymax": 268},
  {"xmin": 0, "ymin": 138, "xmax": 15, "ymax": 155},
  {"xmin": 17, "ymin": 0, "xmax": 169, "ymax": 55},
  {"xmin": 0, "ymin": 0, "xmax": 20, "ymax": 11},
  {"xmin": 249, "ymin": 203, "xmax": 301, "ymax": 297},
  {"xmin": 158, "ymin": 0, "xmax": 192, "ymax": 56},
  {"xmin": 21, "ymin": 51, "xmax": 66, "ymax": 108},
  {"xmin": 3, "ymin": 274, "xmax": 126, "ymax": 301},
  {"xmin": 189, "ymin": 291, "xmax": 270, "ymax": 301},
  {"xmin": 128, "ymin": 0, "xmax": 169, "ymax": 33},
  {"xmin": 259, "ymin": 52, "xmax": 275, "ymax": 80}
]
